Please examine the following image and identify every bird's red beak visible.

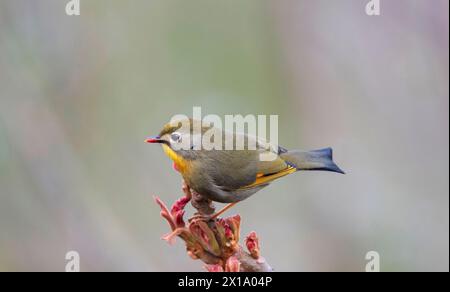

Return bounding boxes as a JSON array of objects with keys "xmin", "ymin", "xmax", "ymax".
[{"xmin": 146, "ymin": 136, "xmax": 163, "ymax": 144}]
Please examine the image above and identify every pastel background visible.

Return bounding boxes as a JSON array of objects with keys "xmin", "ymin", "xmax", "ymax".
[{"xmin": 0, "ymin": 0, "xmax": 448, "ymax": 271}]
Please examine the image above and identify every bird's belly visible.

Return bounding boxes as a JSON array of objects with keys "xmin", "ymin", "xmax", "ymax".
[{"xmin": 183, "ymin": 172, "xmax": 265, "ymax": 203}]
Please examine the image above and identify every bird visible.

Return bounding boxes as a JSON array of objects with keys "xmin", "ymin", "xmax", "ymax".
[{"xmin": 146, "ymin": 118, "xmax": 344, "ymax": 219}]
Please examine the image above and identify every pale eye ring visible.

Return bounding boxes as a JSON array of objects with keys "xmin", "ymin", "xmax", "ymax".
[{"xmin": 170, "ymin": 132, "xmax": 182, "ymax": 143}]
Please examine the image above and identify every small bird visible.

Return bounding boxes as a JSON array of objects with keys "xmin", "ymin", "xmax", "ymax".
[{"xmin": 147, "ymin": 119, "xmax": 344, "ymax": 218}]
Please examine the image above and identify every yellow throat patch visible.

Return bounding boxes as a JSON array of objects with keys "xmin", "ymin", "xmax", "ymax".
[{"xmin": 162, "ymin": 144, "xmax": 188, "ymax": 173}]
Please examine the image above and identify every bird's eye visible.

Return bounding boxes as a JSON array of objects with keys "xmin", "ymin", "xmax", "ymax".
[{"xmin": 170, "ymin": 132, "xmax": 182, "ymax": 143}]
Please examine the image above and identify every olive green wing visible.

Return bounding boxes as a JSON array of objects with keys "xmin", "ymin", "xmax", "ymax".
[{"xmin": 192, "ymin": 129, "xmax": 294, "ymax": 191}]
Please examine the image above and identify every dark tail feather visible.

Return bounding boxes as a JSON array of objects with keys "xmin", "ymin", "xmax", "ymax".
[{"xmin": 280, "ymin": 148, "xmax": 345, "ymax": 174}]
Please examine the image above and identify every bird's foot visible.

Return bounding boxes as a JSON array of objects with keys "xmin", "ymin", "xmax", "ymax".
[{"xmin": 188, "ymin": 213, "xmax": 214, "ymax": 224}]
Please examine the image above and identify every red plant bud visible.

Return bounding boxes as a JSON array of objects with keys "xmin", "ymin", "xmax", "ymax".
[
  {"xmin": 245, "ymin": 231, "xmax": 261, "ymax": 259},
  {"xmin": 171, "ymin": 196, "xmax": 190, "ymax": 215},
  {"xmin": 169, "ymin": 196, "xmax": 191, "ymax": 228},
  {"xmin": 174, "ymin": 210, "xmax": 185, "ymax": 227}
]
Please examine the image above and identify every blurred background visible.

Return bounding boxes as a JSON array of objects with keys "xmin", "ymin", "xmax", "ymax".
[{"xmin": 0, "ymin": 0, "xmax": 448, "ymax": 272}]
